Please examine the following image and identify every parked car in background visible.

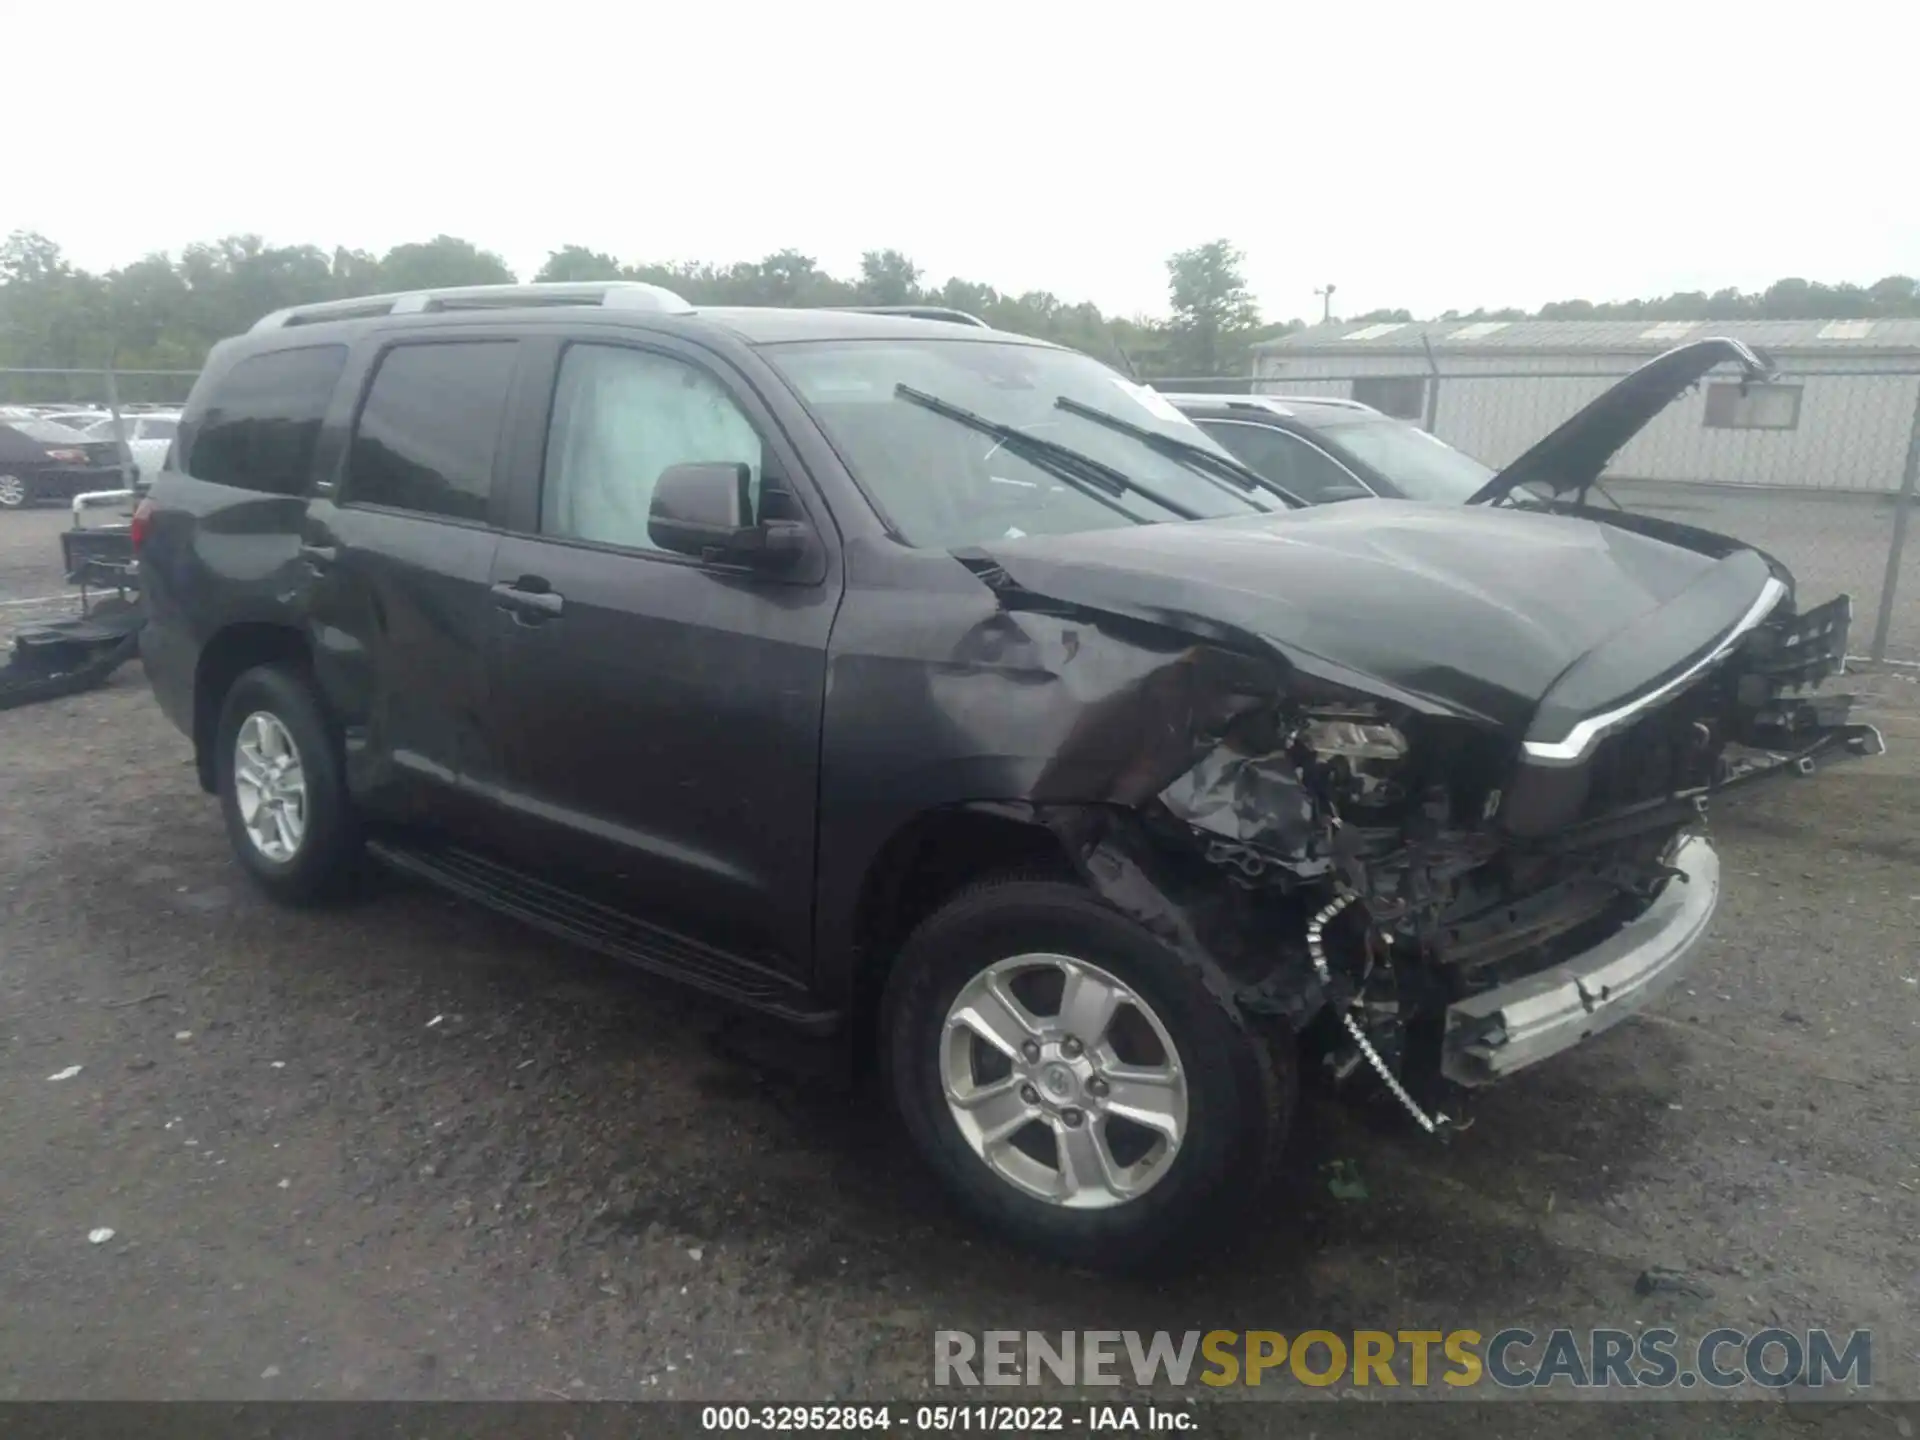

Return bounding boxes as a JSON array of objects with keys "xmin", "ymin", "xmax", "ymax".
[
  {"xmin": 40, "ymin": 409, "xmax": 109, "ymax": 431},
  {"xmin": 1163, "ymin": 393, "xmax": 1500, "ymax": 504},
  {"xmin": 82, "ymin": 411, "xmax": 180, "ymax": 483},
  {"xmin": 136, "ymin": 293, "xmax": 1879, "ymax": 1266},
  {"xmin": 0, "ymin": 418, "xmax": 130, "ymax": 508}
]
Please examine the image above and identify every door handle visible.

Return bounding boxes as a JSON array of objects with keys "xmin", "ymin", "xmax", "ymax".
[
  {"xmin": 299, "ymin": 544, "xmax": 339, "ymax": 566},
  {"xmin": 490, "ymin": 580, "xmax": 565, "ymax": 619}
]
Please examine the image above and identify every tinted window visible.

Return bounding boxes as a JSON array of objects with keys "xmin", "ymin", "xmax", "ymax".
[
  {"xmin": 543, "ymin": 345, "xmax": 764, "ymax": 551},
  {"xmin": 188, "ymin": 345, "xmax": 348, "ymax": 495},
  {"xmin": 1198, "ymin": 421, "xmax": 1370, "ymax": 504},
  {"xmin": 346, "ymin": 342, "xmax": 517, "ymax": 522}
]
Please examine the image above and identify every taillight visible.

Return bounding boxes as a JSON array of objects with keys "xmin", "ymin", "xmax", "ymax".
[
  {"xmin": 130, "ymin": 497, "xmax": 154, "ymax": 552},
  {"xmin": 46, "ymin": 447, "xmax": 86, "ymax": 464}
]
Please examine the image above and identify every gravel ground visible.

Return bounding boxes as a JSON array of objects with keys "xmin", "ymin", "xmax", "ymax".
[{"xmin": 1, "ymin": 508, "xmax": 1916, "ymax": 1434}]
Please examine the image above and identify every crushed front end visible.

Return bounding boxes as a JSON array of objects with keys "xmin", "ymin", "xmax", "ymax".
[{"xmin": 1142, "ymin": 581, "xmax": 1881, "ymax": 1131}]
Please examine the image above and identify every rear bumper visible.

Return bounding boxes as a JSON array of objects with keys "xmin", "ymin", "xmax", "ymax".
[
  {"xmin": 139, "ymin": 615, "xmax": 197, "ymax": 742},
  {"xmin": 1441, "ymin": 833, "xmax": 1719, "ymax": 1084}
]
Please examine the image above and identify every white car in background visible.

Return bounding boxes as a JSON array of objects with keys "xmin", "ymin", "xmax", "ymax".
[
  {"xmin": 82, "ymin": 412, "xmax": 180, "ymax": 483},
  {"xmin": 40, "ymin": 409, "xmax": 109, "ymax": 431}
]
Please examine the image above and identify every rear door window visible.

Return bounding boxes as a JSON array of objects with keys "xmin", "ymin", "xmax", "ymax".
[
  {"xmin": 186, "ymin": 345, "xmax": 348, "ymax": 494},
  {"xmin": 345, "ymin": 342, "xmax": 517, "ymax": 523}
]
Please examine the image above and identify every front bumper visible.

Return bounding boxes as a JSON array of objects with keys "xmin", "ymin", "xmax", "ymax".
[{"xmin": 1441, "ymin": 833, "xmax": 1719, "ymax": 1084}]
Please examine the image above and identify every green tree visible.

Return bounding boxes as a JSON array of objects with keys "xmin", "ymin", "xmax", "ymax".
[
  {"xmin": 855, "ymin": 249, "xmax": 922, "ymax": 305},
  {"xmin": 377, "ymin": 235, "xmax": 515, "ymax": 292},
  {"xmin": 535, "ymin": 246, "xmax": 625, "ymax": 283},
  {"xmin": 1164, "ymin": 239, "xmax": 1261, "ymax": 376}
]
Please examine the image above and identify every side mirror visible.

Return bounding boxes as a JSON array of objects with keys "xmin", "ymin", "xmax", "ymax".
[{"xmin": 647, "ymin": 461, "xmax": 808, "ymax": 568}]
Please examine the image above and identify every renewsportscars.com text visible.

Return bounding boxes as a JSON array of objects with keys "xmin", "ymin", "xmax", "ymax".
[{"xmin": 934, "ymin": 1328, "xmax": 1871, "ymax": 1391}]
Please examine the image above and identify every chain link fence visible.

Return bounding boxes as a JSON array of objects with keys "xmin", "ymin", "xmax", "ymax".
[
  {"xmin": 1151, "ymin": 363, "xmax": 1920, "ymax": 667},
  {"xmin": 6, "ymin": 361, "xmax": 1915, "ymax": 665}
]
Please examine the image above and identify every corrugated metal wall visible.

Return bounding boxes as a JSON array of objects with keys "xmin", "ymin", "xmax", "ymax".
[{"xmin": 1253, "ymin": 352, "xmax": 1920, "ymax": 493}]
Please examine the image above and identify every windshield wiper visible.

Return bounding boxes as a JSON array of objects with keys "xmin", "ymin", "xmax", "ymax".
[
  {"xmin": 894, "ymin": 385, "xmax": 1202, "ymax": 522},
  {"xmin": 1053, "ymin": 396, "xmax": 1291, "ymax": 509}
]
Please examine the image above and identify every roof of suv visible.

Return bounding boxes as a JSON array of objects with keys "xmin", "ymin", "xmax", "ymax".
[{"xmin": 244, "ymin": 282, "xmax": 1048, "ymax": 349}]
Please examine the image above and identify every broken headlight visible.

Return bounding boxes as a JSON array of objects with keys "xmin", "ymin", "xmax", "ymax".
[{"xmin": 1297, "ymin": 707, "xmax": 1409, "ymax": 808}]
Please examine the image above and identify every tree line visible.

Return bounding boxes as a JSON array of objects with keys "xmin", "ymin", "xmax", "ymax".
[
  {"xmin": 5, "ymin": 225, "xmax": 1918, "ymax": 405},
  {"xmin": 0, "ymin": 231, "xmax": 1286, "ymax": 400}
]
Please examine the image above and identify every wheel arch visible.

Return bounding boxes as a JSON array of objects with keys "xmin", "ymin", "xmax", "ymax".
[
  {"xmin": 847, "ymin": 802, "xmax": 1079, "ymax": 1065},
  {"xmin": 191, "ymin": 622, "xmax": 313, "ymax": 792}
]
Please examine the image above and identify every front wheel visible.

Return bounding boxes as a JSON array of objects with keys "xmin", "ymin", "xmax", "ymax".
[
  {"xmin": 882, "ymin": 878, "xmax": 1293, "ymax": 1269},
  {"xmin": 214, "ymin": 664, "xmax": 361, "ymax": 904}
]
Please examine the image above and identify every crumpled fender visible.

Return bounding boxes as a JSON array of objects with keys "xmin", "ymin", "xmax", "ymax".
[{"xmin": 961, "ymin": 800, "xmax": 1335, "ymax": 1030}]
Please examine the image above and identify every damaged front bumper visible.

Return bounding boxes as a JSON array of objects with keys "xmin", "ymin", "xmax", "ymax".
[{"xmin": 1441, "ymin": 833, "xmax": 1719, "ymax": 1085}]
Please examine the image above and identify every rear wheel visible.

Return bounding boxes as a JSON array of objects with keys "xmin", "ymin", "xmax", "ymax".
[
  {"xmin": 882, "ymin": 877, "xmax": 1292, "ymax": 1269},
  {"xmin": 214, "ymin": 664, "xmax": 361, "ymax": 904},
  {"xmin": 0, "ymin": 475, "xmax": 27, "ymax": 508}
]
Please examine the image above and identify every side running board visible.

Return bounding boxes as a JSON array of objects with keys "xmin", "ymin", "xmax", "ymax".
[{"xmin": 366, "ymin": 840, "xmax": 841, "ymax": 1034}]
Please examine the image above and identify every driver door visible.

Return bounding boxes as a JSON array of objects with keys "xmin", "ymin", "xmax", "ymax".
[{"xmin": 477, "ymin": 337, "xmax": 839, "ymax": 976}]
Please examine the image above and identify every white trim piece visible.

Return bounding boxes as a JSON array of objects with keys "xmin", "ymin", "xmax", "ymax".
[{"xmin": 1521, "ymin": 578, "xmax": 1789, "ymax": 765}]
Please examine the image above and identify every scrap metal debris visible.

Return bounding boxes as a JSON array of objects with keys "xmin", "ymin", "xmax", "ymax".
[
  {"xmin": 1325, "ymin": 1159, "xmax": 1369, "ymax": 1202},
  {"xmin": 1635, "ymin": 1266, "xmax": 1715, "ymax": 1300}
]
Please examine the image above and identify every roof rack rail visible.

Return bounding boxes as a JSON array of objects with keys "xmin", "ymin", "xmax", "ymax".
[
  {"xmin": 829, "ymin": 305, "xmax": 992, "ymax": 329},
  {"xmin": 249, "ymin": 281, "xmax": 694, "ymax": 333},
  {"xmin": 1158, "ymin": 391, "xmax": 1380, "ymax": 414}
]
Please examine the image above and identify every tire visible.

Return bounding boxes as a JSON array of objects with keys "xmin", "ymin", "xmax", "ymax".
[
  {"xmin": 882, "ymin": 877, "xmax": 1293, "ymax": 1270},
  {"xmin": 214, "ymin": 663, "xmax": 361, "ymax": 904},
  {"xmin": 0, "ymin": 474, "xmax": 28, "ymax": 509}
]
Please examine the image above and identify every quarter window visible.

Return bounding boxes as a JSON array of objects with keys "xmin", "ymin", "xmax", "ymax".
[
  {"xmin": 185, "ymin": 345, "xmax": 348, "ymax": 495},
  {"xmin": 346, "ymin": 342, "xmax": 518, "ymax": 521},
  {"xmin": 541, "ymin": 345, "xmax": 764, "ymax": 551}
]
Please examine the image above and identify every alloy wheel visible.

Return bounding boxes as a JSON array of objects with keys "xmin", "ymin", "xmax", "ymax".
[
  {"xmin": 941, "ymin": 953, "xmax": 1189, "ymax": 1209},
  {"xmin": 233, "ymin": 711, "xmax": 308, "ymax": 862}
]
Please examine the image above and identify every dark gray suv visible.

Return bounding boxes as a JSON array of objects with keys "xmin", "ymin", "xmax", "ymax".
[{"xmin": 135, "ymin": 287, "xmax": 1879, "ymax": 1266}]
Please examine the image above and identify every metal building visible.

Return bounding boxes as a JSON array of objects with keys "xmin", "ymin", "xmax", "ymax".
[{"xmin": 1250, "ymin": 319, "xmax": 1920, "ymax": 493}]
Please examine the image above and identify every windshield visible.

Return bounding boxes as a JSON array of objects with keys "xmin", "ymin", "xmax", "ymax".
[
  {"xmin": 1314, "ymin": 416, "xmax": 1495, "ymax": 503},
  {"xmin": 764, "ymin": 339, "xmax": 1274, "ymax": 547}
]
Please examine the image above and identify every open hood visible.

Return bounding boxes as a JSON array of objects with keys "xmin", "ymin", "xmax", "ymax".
[{"xmin": 1466, "ymin": 338, "xmax": 1772, "ymax": 505}]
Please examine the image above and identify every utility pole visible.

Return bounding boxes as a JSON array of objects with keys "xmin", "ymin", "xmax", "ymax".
[{"xmin": 1314, "ymin": 284, "xmax": 1337, "ymax": 324}]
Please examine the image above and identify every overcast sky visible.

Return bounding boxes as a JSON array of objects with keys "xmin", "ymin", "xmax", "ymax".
[{"xmin": 10, "ymin": 0, "xmax": 1914, "ymax": 323}]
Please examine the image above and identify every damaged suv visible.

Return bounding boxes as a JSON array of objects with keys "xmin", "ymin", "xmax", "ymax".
[{"xmin": 136, "ymin": 286, "xmax": 1881, "ymax": 1264}]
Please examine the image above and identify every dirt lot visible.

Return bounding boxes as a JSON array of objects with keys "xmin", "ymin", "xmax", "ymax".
[{"xmin": 1, "ymin": 507, "xmax": 1916, "ymax": 1433}]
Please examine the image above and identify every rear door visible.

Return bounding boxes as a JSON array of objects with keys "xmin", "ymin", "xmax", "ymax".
[
  {"xmin": 475, "ymin": 334, "xmax": 839, "ymax": 975},
  {"xmin": 300, "ymin": 335, "xmax": 521, "ymax": 822}
]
